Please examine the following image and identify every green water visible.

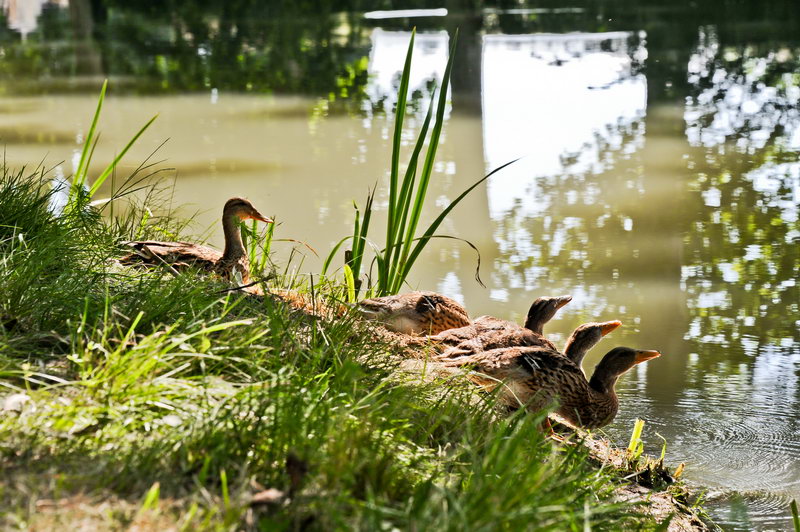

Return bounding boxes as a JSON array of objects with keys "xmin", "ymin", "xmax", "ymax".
[{"xmin": 1, "ymin": 1, "xmax": 799, "ymax": 529}]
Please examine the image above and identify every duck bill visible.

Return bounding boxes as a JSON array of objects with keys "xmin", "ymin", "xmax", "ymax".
[
  {"xmin": 634, "ymin": 350, "xmax": 661, "ymax": 364},
  {"xmin": 251, "ymin": 211, "xmax": 273, "ymax": 224},
  {"xmin": 554, "ymin": 295, "xmax": 573, "ymax": 309},
  {"xmin": 600, "ymin": 320, "xmax": 622, "ymax": 336}
]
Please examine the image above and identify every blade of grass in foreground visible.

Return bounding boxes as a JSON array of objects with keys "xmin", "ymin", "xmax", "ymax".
[
  {"xmin": 73, "ymin": 79, "xmax": 107, "ymax": 191},
  {"xmin": 67, "ymin": 80, "xmax": 157, "ymax": 211},
  {"xmin": 383, "ymin": 29, "xmax": 416, "ymax": 293},
  {"xmin": 330, "ymin": 28, "xmax": 518, "ymax": 296}
]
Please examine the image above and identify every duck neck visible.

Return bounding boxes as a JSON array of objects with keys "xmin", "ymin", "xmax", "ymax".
[
  {"xmin": 221, "ymin": 212, "xmax": 246, "ymax": 260},
  {"xmin": 524, "ymin": 317, "xmax": 544, "ymax": 335},
  {"xmin": 588, "ymin": 370, "xmax": 619, "ymax": 397},
  {"xmin": 563, "ymin": 337, "xmax": 581, "ymax": 361}
]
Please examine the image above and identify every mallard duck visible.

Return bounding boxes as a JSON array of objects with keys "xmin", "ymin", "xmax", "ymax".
[
  {"xmin": 358, "ymin": 291, "xmax": 470, "ymax": 335},
  {"xmin": 562, "ymin": 320, "xmax": 621, "ymax": 366},
  {"xmin": 439, "ymin": 344, "xmax": 660, "ymax": 429},
  {"xmin": 523, "ymin": 295, "xmax": 573, "ymax": 335},
  {"xmin": 121, "ymin": 197, "xmax": 271, "ymax": 284},
  {"xmin": 430, "ymin": 295, "xmax": 572, "ymax": 356}
]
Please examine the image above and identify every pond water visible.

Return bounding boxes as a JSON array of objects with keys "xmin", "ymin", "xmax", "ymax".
[{"xmin": 1, "ymin": 1, "xmax": 799, "ymax": 529}]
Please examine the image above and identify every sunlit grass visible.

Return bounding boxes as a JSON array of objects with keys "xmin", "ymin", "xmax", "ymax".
[
  {"xmin": 324, "ymin": 30, "xmax": 517, "ymax": 299},
  {"xmin": 68, "ymin": 79, "xmax": 158, "ymax": 213},
  {"xmin": 0, "ymin": 166, "xmax": 653, "ymax": 530}
]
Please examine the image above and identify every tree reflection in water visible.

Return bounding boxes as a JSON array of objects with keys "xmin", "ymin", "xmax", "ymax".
[{"xmin": 0, "ymin": 2, "xmax": 799, "ymax": 529}]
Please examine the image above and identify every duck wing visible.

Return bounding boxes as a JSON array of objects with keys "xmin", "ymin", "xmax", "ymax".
[
  {"xmin": 433, "ymin": 316, "xmax": 557, "ymax": 358},
  {"xmin": 120, "ymin": 240, "xmax": 223, "ymax": 270}
]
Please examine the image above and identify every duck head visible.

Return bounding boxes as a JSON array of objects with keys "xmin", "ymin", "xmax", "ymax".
[
  {"xmin": 563, "ymin": 320, "xmax": 621, "ymax": 363},
  {"xmin": 523, "ymin": 295, "xmax": 572, "ymax": 334},
  {"xmin": 589, "ymin": 347, "xmax": 661, "ymax": 393},
  {"xmin": 224, "ymin": 197, "xmax": 272, "ymax": 223}
]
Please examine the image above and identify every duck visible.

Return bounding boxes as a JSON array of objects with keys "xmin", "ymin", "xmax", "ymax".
[
  {"xmin": 437, "ymin": 319, "xmax": 620, "ymax": 367},
  {"xmin": 120, "ymin": 197, "xmax": 272, "ymax": 284},
  {"xmin": 562, "ymin": 320, "xmax": 621, "ymax": 366},
  {"xmin": 358, "ymin": 291, "xmax": 470, "ymax": 335},
  {"xmin": 430, "ymin": 295, "xmax": 573, "ymax": 356},
  {"xmin": 438, "ymin": 343, "xmax": 660, "ymax": 429}
]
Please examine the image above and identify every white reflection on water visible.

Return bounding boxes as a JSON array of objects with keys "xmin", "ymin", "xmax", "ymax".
[
  {"xmin": 748, "ymin": 162, "xmax": 800, "ymax": 223},
  {"xmin": 685, "ymin": 26, "xmax": 800, "ymax": 150},
  {"xmin": 366, "ymin": 29, "xmax": 450, "ymax": 117},
  {"xmin": 481, "ymin": 32, "xmax": 647, "ymax": 220},
  {"xmin": 0, "ymin": 0, "xmax": 65, "ymax": 39}
]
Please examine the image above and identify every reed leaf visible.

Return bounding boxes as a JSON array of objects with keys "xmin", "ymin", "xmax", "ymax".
[
  {"xmin": 73, "ymin": 79, "xmax": 107, "ymax": 190},
  {"xmin": 384, "ymin": 29, "xmax": 415, "ymax": 278},
  {"xmin": 66, "ymin": 80, "xmax": 157, "ymax": 212},
  {"xmin": 332, "ymin": 29, "xmax": 516, "ymax": 296},
  {"xmin": 88, "ymin": 114, "xmax": 159, "ymax": 198},
  {"xmin": 397, "ymin": 157, "xmax": 519, "ymax": 286}
]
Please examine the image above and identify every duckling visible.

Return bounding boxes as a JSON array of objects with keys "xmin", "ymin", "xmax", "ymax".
[
  {"xmin": 358, "ymin": 291, "xmax": 470, "ymax": 335},
  {"xmin": 440, "ymin": 344, "xmax": 661, "ymax": 429},
  {"xmin": 121, "ymin": 197, "xmax": 271, "ymax": 284},
  {"xmin": 430, "ymin": 295, "xmax": 572, "ymax": 356}
]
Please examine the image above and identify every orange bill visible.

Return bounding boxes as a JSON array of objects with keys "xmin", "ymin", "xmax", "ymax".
[
  {"xmin": 600, "ymin": 320, "xmax": 622, "ymax": 336},
  {"xmin": 633, "ymin": 350, "xmax": 661, "ymax": 364}
]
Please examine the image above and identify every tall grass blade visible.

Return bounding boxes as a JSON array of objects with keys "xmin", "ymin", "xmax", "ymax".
[
  {"xmin": 220, "ymin": 469, "xmax": 229, "ymax": 508},
  {"xmin": 331, "ymin": 30, "xmax": 517, "ymax": 296},
  {"xmin": 391, "ymin": 30, "xmax": 457, "ymax": 293},
  {"xmin": 388, "ymin": 97, "xmax": 435, "ymax": 287},
  {"xmin": 398, "ymin": 157, "xmax": 519, "ymax": 286},
  {"xmin": 139, "ymin": 481, "xmax": 161, "ymax": 512},
  {"xmin": 88, "ymin": 114, "xmax": 159, "ymax": 198},
  {"xmin": 73, "ymin": 79, "xmax": 107, "ymax": 190},
  {"xmin": 322, "ymin": 236, "xmax": 352, "ymax": 277},
  {"xmin": 348, "ymin": 189, "xmax": 374, "ymax": 296},
  {"xmin": 343, "ymin": 264, "xmax": 356, "ymax": 303},
  {"xmin": 66, "ymin": 80, "xmax": 157, "ymax": 212},
  {"xmin": 385, "ymin": 29, "xmax": 415, "ymax": 280},
  {"xmin": 790, "ymin": 499, "xmax": 799, "ymax": 532}
]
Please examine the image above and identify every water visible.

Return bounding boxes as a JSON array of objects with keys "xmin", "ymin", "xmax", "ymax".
[{"xmin": 2, "ymin": 2, "xmax": 799, "ymax": 529}]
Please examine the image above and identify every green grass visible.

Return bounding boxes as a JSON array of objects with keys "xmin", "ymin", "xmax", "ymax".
[
  {"xmin": 68, "ymin": 79, "xmax": 158, "ymax": 213},
  {"xmin": 0, "ymin": 165, "xmax": 658, "ymax": 530},
  {"xmin": 324, "ymin": 30, "xmax": 517, "ymax": 299}
]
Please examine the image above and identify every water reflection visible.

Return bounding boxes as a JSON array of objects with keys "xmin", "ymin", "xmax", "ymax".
[
  {"xmin": 686, "ymin": 26, "xmax": 800, "ymax": 151},
  {"xmin": 609, "ymin": 29, "xmax": 800, "ymax": 530},
  {"xmin": 0, "ymin": 0, "xmax": 64, "ymax": 39},
  {"xmin": 482, "ymin": 31, "xmax": 647, "ymax": 219},
  {"xmin": 1, "ymin": 3, "xmax": 800, "ymax": 530},
  {"xmin": 366, "ymin": 29, "xmax": 449, "ymax": 116}
]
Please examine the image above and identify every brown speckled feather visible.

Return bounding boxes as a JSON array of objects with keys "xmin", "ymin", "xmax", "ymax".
[
  {"xmin": 120, "ymin": 241, "xmax": 251, "ymax": 282},
  {"xmin": 439, "ymin": 346, "xmax": 621, "ymax": 429},
  {"xmin": 430, "ymin": 316, "xmax": 557, "ymax": 357},
  {"xmin": 358, "ymin": 291, "xmax": 470, "ymax": 335}
]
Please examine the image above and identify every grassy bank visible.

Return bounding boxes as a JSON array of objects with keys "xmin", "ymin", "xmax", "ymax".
[{"xmin": 0, "ymin": 166, "xmax": 673, "ymax": 531}]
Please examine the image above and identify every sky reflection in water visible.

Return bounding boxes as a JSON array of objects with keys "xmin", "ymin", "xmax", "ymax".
[{"xmin": 1, "ymin": 5, "xmax": 799, "ymax": 529}]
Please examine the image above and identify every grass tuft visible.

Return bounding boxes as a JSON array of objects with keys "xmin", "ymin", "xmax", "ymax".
[
  {"xmin": 325, "ymin": 30, "xmax": 517, "ymax": 298},
  {"xmin": 0, "ymin": 165, "xmax": 654, "ymax": 529}
]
